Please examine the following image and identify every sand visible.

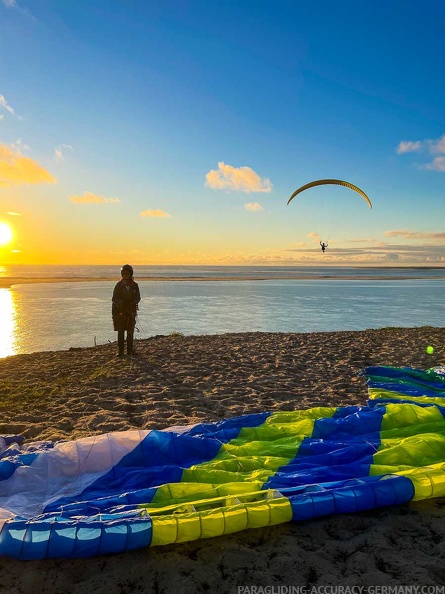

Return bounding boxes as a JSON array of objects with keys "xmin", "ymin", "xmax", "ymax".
[{"xmin": 1, "ymin": 327, "xmax": 445, "ymax": 592}]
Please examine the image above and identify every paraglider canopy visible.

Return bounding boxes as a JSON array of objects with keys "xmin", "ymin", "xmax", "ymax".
[{"xmin": 287, "ymin": 179, "xmax": 372, "ymax": 209}]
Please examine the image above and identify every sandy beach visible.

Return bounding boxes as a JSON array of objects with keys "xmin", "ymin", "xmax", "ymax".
[{"xmin": 1, "ymin": 327, "xmax": 445, "ymax": 592}]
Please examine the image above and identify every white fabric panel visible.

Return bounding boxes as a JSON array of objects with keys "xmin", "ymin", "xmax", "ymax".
[{"xmin": 0, "ymin": 430, "xmax": 150, "ymax": 518}]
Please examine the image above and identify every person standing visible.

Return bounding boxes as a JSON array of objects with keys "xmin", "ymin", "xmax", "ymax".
[{"xmin": 112, "ymin": 264, "xmax": 141, "ymax": 357}]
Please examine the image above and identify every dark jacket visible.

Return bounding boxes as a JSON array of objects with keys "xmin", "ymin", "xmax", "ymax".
[{"xmin": 112, "ymin": 280, "xmax": 141, "ymax": 331}]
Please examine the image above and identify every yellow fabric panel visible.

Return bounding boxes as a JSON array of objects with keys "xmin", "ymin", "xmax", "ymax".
[
  {"xmin": 150, "ymin": 481, "xmax": 264, "ymax": 505},
  {"xmin": 237, "ymin": 408, "xmax": 335, "ymax": 442},
  {"xmin": 369, "ymin": 464, "xmax": 412, "ymax": 476},
  {"xmin": 190, "ymin": 455, "xmax": 289, "ymax": 472},
  {"xmin": 373, "ymin": 404, "xmax": 445, "ymax": 474},
  {"xmin": 182, "ymin": 466, "xmax": 273, "ymax": 484},
  {"xmin": 222, "ymin": 437, "xmax": 305, "ymax": 458},
  {"xmin": 380, "ymin": 422, "xmax": 445, "ymax": 441},
  {"xmin": 381, "ymin": 403, "xmax": 445, "ymax": 431},
  {"xmin": 374, "ymin": 433, "xmax": 445, "ymax": 467},
  {"xmin": 150, "ymin": 495, "xmax": 293, "ymax": 546},
  {"xmin": 263, "ymin": 407, "xmax": 336, "ymax": 425},
  {"xmin": 369, "ymin": 388, "xmax": 445, "ymax": 407},
  {"xmin": 183, "ymin": 407, "xmax": 336, "ymax": 488},
  {"xmin": 395, "ymin": 463, "xmax": 445, "ymax": 500}
]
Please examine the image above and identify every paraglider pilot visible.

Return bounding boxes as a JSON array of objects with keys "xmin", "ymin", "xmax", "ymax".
[
  {"xmin": 320, "ymin": 241, "xmax": 328, "ymax": 253},
  {"xmin": 112, "ymin": 264, "xmax": 141, "ymax": 357}
]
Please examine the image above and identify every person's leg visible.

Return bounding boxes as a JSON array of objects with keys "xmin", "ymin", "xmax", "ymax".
[
  {"xmin": 127, "ymin": 330, "xmax": 134, "ymax": 355},
  {"xmin": 117, "ymin": 329, "xmax": 125, "ymax": 356}
]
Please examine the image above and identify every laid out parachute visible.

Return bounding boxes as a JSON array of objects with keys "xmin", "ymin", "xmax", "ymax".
[
  {"xmin": 1, "ymin": 364, "xmax": 445, "ymax": 559},
  {"xmin": 287, "ymin": 179, "xmax": 372, "ymax": 209}
]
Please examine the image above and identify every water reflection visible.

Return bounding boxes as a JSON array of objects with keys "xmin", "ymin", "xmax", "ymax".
[{"xmin": 0, "ymin": 288, "xmax": 16, "ymax": 357}]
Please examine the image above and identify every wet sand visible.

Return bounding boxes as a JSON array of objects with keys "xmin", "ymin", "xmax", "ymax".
[{"xmin": 1, "ymin": 327, "xmax": 445, "ymax": 591}]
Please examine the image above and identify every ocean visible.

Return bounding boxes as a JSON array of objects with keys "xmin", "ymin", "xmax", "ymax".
[{"xmin": 1, "ymin": 265, "xmax": 445, "ymax": 358}]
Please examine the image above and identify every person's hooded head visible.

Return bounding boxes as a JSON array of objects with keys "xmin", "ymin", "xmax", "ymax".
[{"xmin": 120, "ymin": 264, "xmax": 134, "ymax": 283}]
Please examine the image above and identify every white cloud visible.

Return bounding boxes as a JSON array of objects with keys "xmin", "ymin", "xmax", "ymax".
[
  {"xmin": 397, "ymin": 133, "xmax": 445, "ymax": 170},
  {"xmin": 205, "ymin": 162, "xmax": 272, "ymax": 193},
  {"xmin": 284, "ymin": 243, "xmax": 445, "ymax": 265},
  {"xmin": 396, "ymin": 134, "xmax": 445, "ymax": 155},
  {"xmin": 54, "ymin": 148, "xmax": 64, "ymax": 162},
  {"xmin": 54, "ymin": 144, "xmax": 74, "ymax": 162},
  {"xmin": 70, "ymin": 192, "xmax": 121, "ymax": 204},
  {"xmin": 245, "ymin": 202, "xmax": 263, "ymax": 212},
  {"xmin": 396, "ymin": 140, "xmax": 422, "ymax": 154},
  {"xmin": 140, "ymin": 209, "xmax": 171, "ymax": 218},
  {"xmin": 2, "ymin": 0, "xmax": 36, "ymax": 19},
  {"xmin": 429, "ymin": 134, "xmax": 445, "ymax": 154},
  {"xmin": 424, "ymin": 157, "xmax": 445, "ymax": 172},
  {"xmin": 385, "ymin": 229, "xmax": 445, "ymax": 239},
  {"xmin": 0, "ymin": 94, "xmax": 16, "ymax": 117},
  {"xmin": 11, "ymin": 138, "xmax": 30, "ymax": 153}
]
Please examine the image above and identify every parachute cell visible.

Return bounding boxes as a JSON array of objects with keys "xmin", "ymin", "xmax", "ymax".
[{"xmin": 287, "ymin": 179, "xmax": 372, "ymax": 209}]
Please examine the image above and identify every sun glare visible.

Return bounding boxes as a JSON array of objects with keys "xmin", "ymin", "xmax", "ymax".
[
  {"xmin": 0, "ymin": 222, "xmax": 13, "ymax": 246},
  {"xmin": 0, "ymin": 289, "xmax": 16, "ymax": 357}
]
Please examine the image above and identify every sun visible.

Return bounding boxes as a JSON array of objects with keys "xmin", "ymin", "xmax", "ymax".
[{"xmin": 0, "ymin": 222, "xmax": 13, "ymax": 246}]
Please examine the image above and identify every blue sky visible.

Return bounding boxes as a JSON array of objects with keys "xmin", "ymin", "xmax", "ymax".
[{"xmin": 0, "ymin": 0, "xmax": 444, "ymax": 265}]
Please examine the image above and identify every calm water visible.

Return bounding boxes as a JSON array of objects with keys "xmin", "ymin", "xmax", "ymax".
[
  {"xmin": 2, "ymin": 264, "xmax": 445, "ymax": 280},
  {"xmin": 1, "ymin": 266, "xmax": 444, "ymax": 358}
]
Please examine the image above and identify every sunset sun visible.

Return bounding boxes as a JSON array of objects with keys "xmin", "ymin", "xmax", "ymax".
[{"xmin": 0, "ymin": 222, "xmax": 13, "ymax": 246}]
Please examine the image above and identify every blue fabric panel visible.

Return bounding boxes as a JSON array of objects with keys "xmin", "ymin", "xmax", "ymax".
[
  {"xmin": 0, "ymin": 453, "xmax": 39, "ymax": 481},
  {"xmin": 368, "ymin": 383, "xmax": 445, "ymax": 398},
  {"xmin": 46, "ymin": 524, "xmax": 78, "ymax": 558},
  {"xmin": 367, "ymin": 399, "xmax": 445, "ymax": 418},
  {"xmin": 47, "ymin": 415, "xmax": 271, "ymax": 512},
  {"xmin": 0, "ymin": 516, "xmax": 153, "ymax": 560},
  {"xmin": 365, "ymin": 366, "xmax": 445, "ymax": 391},
  {"xmin": 312, "ymin": 406, "xmax": 385, "ymax": 439},
  {"xmin": 288, "ymin": 475, "xmax": 414, "ymax": 521},
  {"xmin": 45, "ymin": 487, "xmax": 159, "ymax": 514},
  {"xmin": 265, "ymin": 405, "xmax": 384, "ymax": 490},
  {"xmin": 265, "ymin": 463, "xmax": 373, "ymax": 488},
  {"xmin": 182, "ymin": 411, "xmax": 272, "ymax": 437}
]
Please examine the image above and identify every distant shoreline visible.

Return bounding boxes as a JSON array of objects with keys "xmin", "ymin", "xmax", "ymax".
[{"xmin": 2, "ymin": 273, "xmax": 445, "ymax": 288}]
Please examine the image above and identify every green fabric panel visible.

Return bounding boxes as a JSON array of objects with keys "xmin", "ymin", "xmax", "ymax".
[
  {"xmin": 371, "ymin": 404, "xmax": 445, "ymax": 480},
  {"xmin": 369, "ymin": 388, "xmax": 445, "ymax": 406},
  {"xmin": 381, "ymin": 402, "xmax": 445, "ymax": 431},
  {"xmin": 183, "ymin": 408, "xmax": 336, "ymax": 487},
  {"xmin": 182, "ymin": 466, "xmax": 275, "ymax": 484},
  {"xmin": 149, "ymin": 481, "xmax": 264, "ymax": 505},
  {"xmin": 373, "ymin": 433, "xmax": 445, "ymax": 468}
]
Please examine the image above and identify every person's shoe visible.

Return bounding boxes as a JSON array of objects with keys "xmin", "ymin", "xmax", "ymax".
[{"xmin": 127, "ymin": 351, "xmax": 137, "ymax": 357}]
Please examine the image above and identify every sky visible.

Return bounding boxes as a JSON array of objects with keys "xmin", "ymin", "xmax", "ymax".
[{"xmin": 0, "ymin": 0, "xmax": 444, "ymax": 266}]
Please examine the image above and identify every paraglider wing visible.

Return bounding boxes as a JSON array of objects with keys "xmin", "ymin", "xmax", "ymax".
[
  {"xmin": 287, "ymin": 179, "xmax": 372, "ymax": 209},
  {"xmin": 6, "ymin": 366, "xmax": 445, "ymax": 559}
]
